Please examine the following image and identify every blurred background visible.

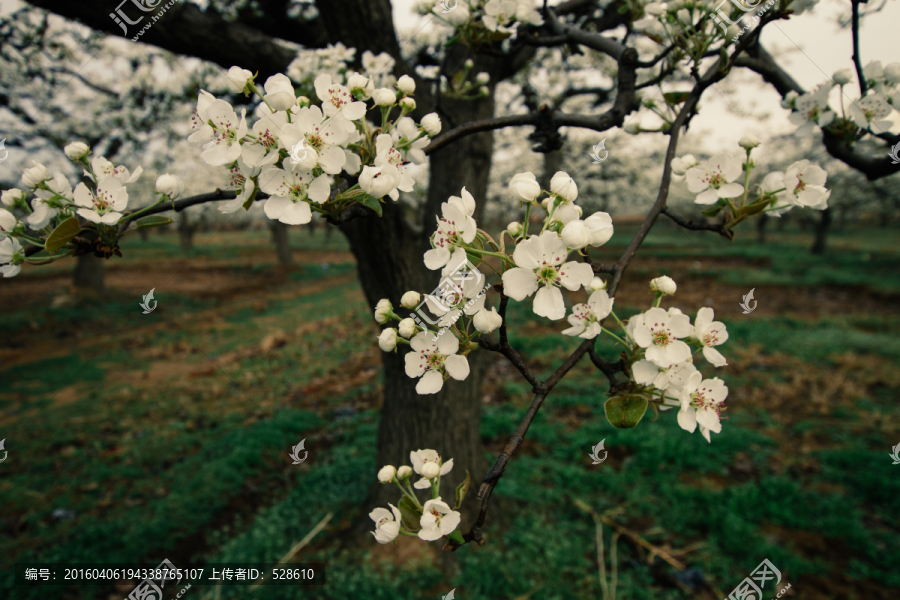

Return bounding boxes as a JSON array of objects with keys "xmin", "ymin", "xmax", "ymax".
[{"xmin": 1, "ymin": 0, "xmax": 899, "ymax": 599}]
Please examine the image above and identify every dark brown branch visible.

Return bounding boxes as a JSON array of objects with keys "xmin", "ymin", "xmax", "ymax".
[
  {"xmin": 544, "ymin": 6, "xmax": 628, "ymax": 60},
  {"xmin": 477, "ymin": 287, "xmax": 542, "ymax": 392},
  {"xmin": 735, "ymin": 44, "xmax": 900, "ymax": 181},
  {"xmin": 588, "ymin": 345, "xmax": 626, "ymax": 391},
  {"xmin": 851, "ymin": 0, "xmax": 867, "ymax": 98},
  {"xmin": 660, "ymin": 207, "xmax": 734, "ymax": 240}
]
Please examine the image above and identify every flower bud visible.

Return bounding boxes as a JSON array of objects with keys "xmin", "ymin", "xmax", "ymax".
[
  {"xmin": 738, "ymin": 135, "xmax": 760, "ymax": 150},
  {"xmin": 479, "ymin": 86, "xmax": 489, "ymax": 96},
  {"xmin": 1, "ymin": 188, "xmax": 26, "ymax": 207},
  {"xmin": 421, "ymin": 113, "xmax": 442, "ymax": 136},
  {"xmin": 398, "ymin": 317, "xmax": 417, "ymax": 338},
  {"xmin": 650, "ymin": 276, "xmax": 677, "ymax": 295},
  {"xmin": 400, "ymin": 291, "xmax": 421, "ymax": 309},
  {"xmin": 445, "ymin": 3, "xmax": 470, "ymax": 24},
  {"xmin": 64, "ymin": 141, "xmax": 90, "ymax": 161},
  {"xmin": 508, "ymin": 172, "xmax": 541, "ymax": 202},
  {"xmin": 421, "ymin": 462, "xmax": 441, "ymax": 479},
  {"xmin": 347, "ymin": 73, "xmax": 370, "ymax": 93},
  {"xmin": 397, "ymin": 465, "xmax": 413, "ymax": 479},
  {"xmin": 726, "ymin": 24, "xmax": 741, "ymax": 40},
  {"xmin": 377, "ymin": 465, "xmax": 397, "ymax": 482},
  {"xmin": 374, "ymin": 298, "xmax": 392, "ymax": 323},
  {"xmin": 21, "ymin": 162, "xmax": 49, "ymax": 189},
  {"xmin": 473, "ymin": 307, "xmax": 503, "ymax": 334},
  {"xmin": 464, "ymin": 59, "xmax": 475, "ymax": 69},
  {"xmin": 645, "ymin": 2, "xmax": 666, "ymax": 15},
  {"xmin": 400, "ymin": 97, "xmax": 416, "ymax": 111},
  {"xmin": 588, "ymin": 277, "xmax": 607, "ymax": 292},
  {"xmin": 475, "ymin": 72, "xmax": 490, "ymax": 85},
  {"xmin": 561, "ymin": 220, "xmax": 591, "ymax": 250},
  {"xmin": 297, "ymin": 96, "xmax": 310, "ymax": 108},
  {"xmin": 550, "ymin": 171, "xmax": 578, "ymax": 203},
  {"xmin": 781, "ymin": 90, "xmax": 799, "ymax": 109},
  {"xmin": 372, "ymin": 88, "xmax": 397, "ymax": 106},
  {"xmin": 623, "ymin": 121, "xmax": 641, "ymax": 135},
  {"xmin": 397, "ymin": 74, "xmax": 416, "ymax": 94},
  {"xmin": 378, "ymin": 328, "xmax": 398, "ymax": 351},
  {"xmin": 507, "ymin": 221, "xmax": 524, "ymax": 237},
  {"xmin": 832, "ymin": 68, "xmax": 853, "ymax": 86},
  {"xmin": 155, "ymin": 174, "xmax": 185, "ymax": 199},
  {"xmin": 226, "ymin": 66, "xmax": 254, "ymax": 93},
  {"xmin": 671, "ymin": 154, "xmax": 698, "ymax": 176}
]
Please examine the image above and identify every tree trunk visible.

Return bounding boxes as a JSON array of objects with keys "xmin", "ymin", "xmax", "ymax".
[
  {"xmin": 73, "ymin": 253, "xmax": 104, "ymax": 294},
  {"xmin": 756, "ymin": 212, "xmax": 768, "ymax": 244},
  {"xmin": 268, "ymin": 220, "xmax": 293, "ymax": 265},
  {"xmin": 811, "ymin": 208, "xmax": 831, "ymax": 254},
  {"xmin": 178, "ymin": 212, "xmax": 195, "ymax": 253},
  {"xmin": 339, "ymin": 89, "xmax": 496, "ymax": 529}
]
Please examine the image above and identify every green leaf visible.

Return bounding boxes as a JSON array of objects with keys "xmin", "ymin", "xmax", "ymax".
[
  {"xmin": 700, "ymin": 204, "xmax": 723, "ymax": 217},
  {"xmin": 339, "ymin": 188, "xmax": 366, "ymax": 200},
  {"xmin": 44, "ymin": 217, "xmax": 81, "ymax": 252},
  {"xmin": 359, "ymin": 193, "xmax": 383, "ymax": 217},
  {"xmin": 604, "ymin": 395, "xmax": 649, "ymax": 429},
  {"xmin": 738, "ymin": 199, "xmax": 770, "ymax": 217},
  {"xmin": 454, "ymin": 470, "xmax": 471, "ymax": 509},
  {"xmin": 135, "ymin": 215, "xmax": 174, "ymax": 229},
  {"xmin": 398, "ymin": 495, "xmax": 422, "ymax": 532}
]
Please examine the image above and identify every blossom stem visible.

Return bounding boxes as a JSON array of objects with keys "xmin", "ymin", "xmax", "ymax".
[
  {"xmin": 522, "ymin": 203, "xmax": 532, "ymax": 238},
  {"xmin": 652, "ymin": 293, "xmax": 663, "ymax": 308},
  {"xmin": 465, "ymin": 248, "xmax": 514, "ymax": 267},
  {"xmin": 740, "ymin": 149, "xmax": 753, "ymax": 208},
  {"xmin": 601, "ymin": 328, "xmax": 628, "ymax": 347},
  {"xmin": 394, "ymin": 480, "xmax": 422, "ymax": 509},
  {"xmin": 610, "ymin": 311, "xmax": 635, "ymax": 346}
]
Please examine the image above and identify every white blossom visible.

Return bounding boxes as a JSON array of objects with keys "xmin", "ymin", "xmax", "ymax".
[
  {"xmin": 561, "ymin": 220, "xmax": 591, "ymax": 250},
  {"xmin": 501, "ymin": 231, "xmax": 593, "ymax": 320},
  {"xmin": 848, "ymin": 93, "xmax": 894, "ymax": 132},
  {"xmin": 418, "ymin": 497, "xmax": 461, "ymax": 541},
  {"xmin": 397, "ymin": 74, "xmax": 416, "ymax": 94},
  {"xmin": 788, "ymin": 87, "xmax": 835, "ymax": 136},
  {"xmin": 677, "ymin": 371, "xmax": 728, "ymax": 442},
  {"xmin": 314, "ymin": 74, "xmax": 367, "ymax": 121},
  {"xmin": 405, "ymin": 331, "xmax": 470, "ymax": 394},
  {"xmin": 632, "ymin": 306, "xmax": 693, "ymax": 368},
  {"xmin": 832, "ymin": 69, "xmax": 853, "ymax": 86},
  {"xmin": 410, "ymin": 449, "xmax": 454, "ymax": 489},
  {"xmin": 423, "ymin": 192, "xmax": 477, "ymax": 271},
  {"xmin": 258, "ymin": 166, "xmax": 331, "ymax": 225},
  {"xmin": 1, "ymin": 189, "xmax": 26, "ymax": 208},
  {"xmin": 21, "ymin": 162, "xmax": 50, "ymax": 189},
  {"xmin": 369, "ymin": 505, "xmax": 402, "ymax": 544},
  {"xmin": 263, "ymin": 74, "xmax": 297, "ymax": 111},
  {"xmin": 694, "ymin": 307, "xmax": 728, "ymax": 367},
  {"xmin": 650, "ymin": 276, "xmax": 676, "ymax": 295},
  {"xmin": 0, "ymin": 237, "xmax": 23, "ymax": 278},
  {"xmin": 0, "ymin": 209, "xmax": 16, "ymax": 238},
  {"xmin": 685, "ymin": 153, "xmax": 744, "ymax": 205},
  {"xmin": 782, "ymin": 160, "xmax": 830, "ymax": 210},
  {"xmin": 562, "ymin": 290, "xmax": 614, "ymax": 339},
  {"xmin": 73, "ymin": 179, "xmax": 128, "ymax": 225}
]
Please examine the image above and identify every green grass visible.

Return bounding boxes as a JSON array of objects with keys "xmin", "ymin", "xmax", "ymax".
[{"xmin": 2, "ymin": 225, "xmax": 899, "ymax": 599}]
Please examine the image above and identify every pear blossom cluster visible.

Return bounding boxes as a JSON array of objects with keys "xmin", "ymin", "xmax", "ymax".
[
  {"xmin": 370, "ymin": 449, "xmax": 464, "ymax": 544},
  {"xmin": 612, "ymin": 277, "xmax": 731, "ymax": 442},
  {"xmin": 783, "ymin": 60, "xmax": 900, "ymax": 138},
  {"xmin": 672, "ymin": 138, "xmax": 831, "ymax": 222},
  {"xmin": 373, "ymin": 171, "xmax": 617, "ymax": 394},
  {"xmin": 419, "ymin": 0, "xmax": 544, "ymax": 40},
  {"xmin": 189, "ymin": 65, "xmax": 442, "ymax": 225},
  {"xmin": 0, "ymin": 145, "xmax": 184, "ymax": 278}
]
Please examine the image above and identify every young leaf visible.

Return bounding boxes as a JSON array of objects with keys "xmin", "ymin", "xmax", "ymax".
[
  {"xmin": 360, "ymin": 193, "xmax": 383, "ymax": 217},
  {"xmin": 454, "ymin": 470, "xmax": 471, "ymax": 509},
  {"xmin": 135, "ymin": 215, "xmax": 175, "ymax": 229},
  {"xmin": 398, "ymin": 495, "xmax": 422, "ymax": 532},
  {"xmin": 604, "ymin": 395, "xmax": 649, "ymax": 429},
  {"xmin": 44, "ymin": 217, "xmax": 81, "ymax": 252}
]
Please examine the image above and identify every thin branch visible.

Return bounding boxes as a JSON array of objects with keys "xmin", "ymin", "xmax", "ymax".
[{"xmin": 660, "ymin": 207, "xmax": 734, "ymax": 240}]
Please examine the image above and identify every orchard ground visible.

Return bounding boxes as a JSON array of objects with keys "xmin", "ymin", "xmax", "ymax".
[{"xmin": 1, "ymin": 220, "xmax": 898, "ymax": 600}]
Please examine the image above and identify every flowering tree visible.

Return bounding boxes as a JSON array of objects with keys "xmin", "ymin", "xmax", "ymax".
[{"xmin": 5, "ymin": 0, "xmax": 899, "ymax": 552}]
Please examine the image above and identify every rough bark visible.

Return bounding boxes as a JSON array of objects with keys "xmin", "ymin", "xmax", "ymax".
[
  {"xmin": 811, "ymin": 207, "xmax": 831, "ymax": 254},
  {"xmin": 72, "ymin": 253, "xmax": 104, "ymax": 293},
  {"xmin": 269, "ymin": 221, "xmax": 293, "ymax": 265}
]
